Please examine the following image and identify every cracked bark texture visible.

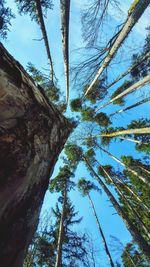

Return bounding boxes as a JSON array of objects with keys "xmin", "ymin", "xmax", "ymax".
[{"xmin": 0, "ymin": 43, "xmax": 73, "ymax": 267}]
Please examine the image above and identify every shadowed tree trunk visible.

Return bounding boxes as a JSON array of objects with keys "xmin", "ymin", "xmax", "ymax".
[{"xmin": 0, "ymin": 43, "xmax": 72, "ymax": 267}]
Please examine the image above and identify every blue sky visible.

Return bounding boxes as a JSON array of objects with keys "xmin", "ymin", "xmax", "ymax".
[{"xmin": 2, "ymin": 0, "xmax": 150, "ymax": 266}]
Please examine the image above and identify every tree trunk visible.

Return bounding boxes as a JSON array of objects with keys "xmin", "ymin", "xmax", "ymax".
[
  {"xmin": 98, "ymin": 164, "xmax": 150, "ymax": 238},
  {"xmin": 35, "ymin": 0, "xmax": 54, "ymax": 82},
  {"xmin": 0, "ymin": 43, "xmax": 72, "ymax": 267},
  {"xmin": 97, "ymin": 145, "xmax": 149, "ymax": 185},
  {"xmin": 60, "ymin": 0, "xmax": 70, "ymax": 104},
  {"xmin": 84, "ymin": 0, "xmax": 150, "ymax": 96},
  {"xmin": 55, "ymin": 183, "xmax": 67, "ymax": 267},
  {"xmin": 100, "ymin": 127, "xmax": 150, "ymax": 137},
  {"xmin": 115, "ymin": 136, "xmax": 149, "ymax": 145},
  {"xmin": 110, "ymin": 97, "xmax": 150, "ymax": 117},
  {"xmin": 106, "ymin": 51, "xmax": 150, "ymax": 91},
  {"xmin": 96, "ymin": 75, "xmax": 150, "ymax": 111},
  {"xmin": 83, "ymin": 157, "xmax": 150, "ymax": 259},
  {"xmin": 87, "ymin": 193, "xmax": 114, "ymax": 267}
]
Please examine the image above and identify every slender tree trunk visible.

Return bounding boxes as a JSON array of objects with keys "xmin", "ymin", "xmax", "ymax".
[
  {"xmin": 0, "ymin": 43, "xmax": 72, "ymax": 267},
  {"xmin": 98, "ymin": 164, "xmax": 150, "ymax": 238},
  {"xmin": 110, "ymin": 97, "xmax": 150, "ymax": 117},
  {"xmin": 138, "ymin": 166, "xmax": 150, "ymax": 175},
  {"xmin": 55, "ymin": 183, "xmax": 67, "ymax": 267},
  {"xmin": 115, "ymin": 136, "xmax": 149, "ymax": 145},
  {"xmin": 96, "ymin": 75, "xmax": 150, "ymax": 111},
  {"xmin": 35, "ymin": 0, "xmax": 54, "ymax": 82},
  {"xmin": 100, "ymin": 127, "xmax": 150, "ymax": 137},
  {"xmin": 106, "ymin": 51, "xmax": 150, "ymax": 91},
  {"xmin": 60, "ymin": 0, "xmax": 71, "ymax": 104},
  {"xmin": 109, "ymin": 173, "xmax": 149, "ymax": 211},
  {"xmin": 84, "ymin": 0, "xmax": 150, "ymax": 96},
  {"xmin": 87, "ymin": 193, "xmax": 114, "ymax": 267},
  {"xmin": 83, "ymin": 157, "xmax": 150, "ymax": 259},
  {"xmin": 96, "ymin": 144, "xmax": 149, "ymax": 185}
]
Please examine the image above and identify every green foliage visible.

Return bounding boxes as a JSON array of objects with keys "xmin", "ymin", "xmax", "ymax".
[
  {"xmin": 85, "ymin": 137, "xmax": 96, "ymax": 148},
  {"xmin": 86, "ymin": 148, "xmax": 95, "ymax": 158},
  {"xmin": 130, "ymin": 28, "xmax": 150, "ymax": 80},
  {"xmin": 136, "ymin": 143, "xmax": 150, "ymax": 155},
  {"xmin": 70, "ymin": 98, "xmax": 82, "ymax": 112},
  {"xmin": 27, "ymin": 62, "xmax": 60, "ymax": 103},
  {"xmin": 78, "ymin": 178, "xmax": 100, "ymax": 196},
  {"xmin": 122, "ymin": 242, "xmax": 149, "ymax": 267},
  {"xmin": 126, "ymin": 119, "xmax": 150, "ymax": 153},
  {"xmin": 84, "ymin": 78, "xmax": 107, "ymax": 104},
  {"xmin": 24, "ymin": 199, "xmax": 89, "ymax": 267},
  {"xmin": 111, "ymin": 80, "xmax": 133, "ymax": 106},
  {"xmin": 94, "ymin": 112, "xmax": 111, "ymax": 127},
  {"xmin": 81, "ymin": 107, "xmax": 95, "ymax": 121},
  {"xmin": 97, "ymin": 165, "xmax": 115, "ymax": 185},
  {"xmin": 15, "ymin": 0, "xmax": 53, "ymax": 23},
  {"xmin": 49, "ymin": 165, "xmax": 74, "ymax": 193},
  {"xmin": 0, "ymin": 0, "xmax": 14, "ymax": 39},
  {"xmin": 64, "ymin": 143, "xmax": 83, "ymax": 165}
]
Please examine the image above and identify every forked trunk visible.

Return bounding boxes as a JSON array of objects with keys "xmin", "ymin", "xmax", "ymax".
[
  {"xmin": 88, "ymin": 193, "xmax": 114, "ymax": 267},
  {"xmin": 83, "ymin": 157, "xmax": 150, "ymax": 259},
  {"xmin": 84, "ymin": 0, "xmax": 150, "ymax": 96},
  {"xmin": 0, "ymin": 43, "xmax": 72, "ymax": 267}
]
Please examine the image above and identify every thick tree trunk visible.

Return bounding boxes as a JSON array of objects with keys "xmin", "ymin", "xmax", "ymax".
[
  {"xmin": 88, "ymin": 193, "xmax": 114, "ymax": 267},
  {"xmin": 60, "ymin": 0, "xmax": 70, "ymax": 104},
  {"xmin": 84, "ymin": 0, "xmax": 150, "ymax": 96},
  {"xmin": 0, "ymin": 43, "xmax": 72, "ymax": 267},
  {"xmin": 96, "ymin": 75, "xmax": 150, "ymax": 111},
  {"xmin": 35, "ymin": 0, "xmax": 54, "ymax": 82},
  {"xmin": 55, "ymin": 183, "xmax": 67, "ymax": 267},
  {"xmin": 83, "ymin": 157, "xmax": 150, "ymax": 259}
]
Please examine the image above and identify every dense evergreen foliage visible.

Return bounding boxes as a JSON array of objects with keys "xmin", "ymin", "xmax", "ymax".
[{"xmin": 1, "ymin": 0, "xmax": 150, "ymax": 266}]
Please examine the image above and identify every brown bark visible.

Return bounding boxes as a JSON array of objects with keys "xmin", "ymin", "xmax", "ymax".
[{"xmin": 0, "ymin": 43, "xmax": 72, "ymax": 267}]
